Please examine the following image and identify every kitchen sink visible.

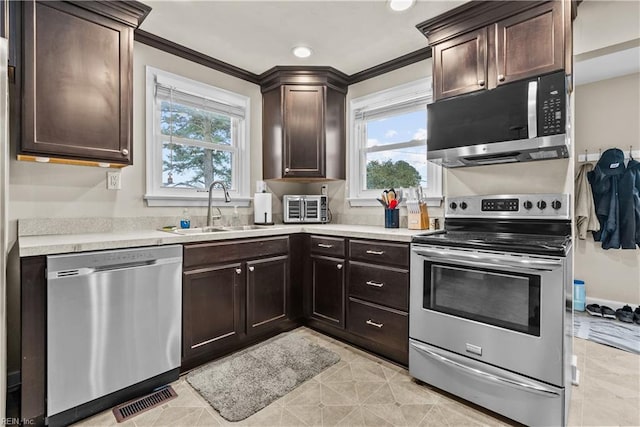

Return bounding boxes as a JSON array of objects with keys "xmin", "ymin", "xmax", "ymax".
[{"xmin": 165, "ymin": 225, "xmax": 270, "ymax": 235}]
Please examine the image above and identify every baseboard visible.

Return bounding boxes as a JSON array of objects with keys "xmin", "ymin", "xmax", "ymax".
[{"xmin": 7, "ymin": 370, "xmax": 20, "ymax": 392}]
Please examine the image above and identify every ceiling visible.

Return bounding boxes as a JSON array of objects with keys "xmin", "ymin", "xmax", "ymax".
[{"xmin": 139, "ymin": 0, "xmax": 467, "ymax": 76}]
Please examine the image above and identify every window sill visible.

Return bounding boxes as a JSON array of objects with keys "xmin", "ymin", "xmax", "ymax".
[
  {"xmin": 144, "ymin": 194, "xmax": 252, "ymax": 207},
  {"xmin": 348, "ymin": 197, "xmax": 442, "ymax": 208}
]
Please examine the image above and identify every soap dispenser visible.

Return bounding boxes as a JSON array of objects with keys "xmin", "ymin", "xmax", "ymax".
[{"xmin": 180, "ymin": 208, "xmax": 191, "ymax": 229}]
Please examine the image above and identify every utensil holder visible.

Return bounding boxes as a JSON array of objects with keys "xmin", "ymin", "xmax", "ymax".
[
  {"xmin": 408, "ymin": 203, "xmax": 429, "ymax": 230},
  {"xmin": 384, "ymin": 209, "xmax": 399, "ymax": 228}
]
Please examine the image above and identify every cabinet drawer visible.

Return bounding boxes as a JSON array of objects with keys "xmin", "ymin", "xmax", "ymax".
[
  {"xmin": 184, "ymin": 237, "xmax": 289, "ymax": 269},
  {"xmin": 348, "ymin": 299, "xmax": 408, "ymax": 355},
  {"xmin": 348, "ymin": 261, "xmax": 408, "ymax": 311},
  {"xmin": 310, "ymin": 235, "xmax": 345, "ymax": 257},
  {"xmin": 349, "ymin": 240, "xmax": 409, "ymax": 267}
]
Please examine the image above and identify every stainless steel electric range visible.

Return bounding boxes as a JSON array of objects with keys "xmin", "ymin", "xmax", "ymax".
[{"xmin": 409, "ymin": 193, "xmax": 573, "ymax": 427}]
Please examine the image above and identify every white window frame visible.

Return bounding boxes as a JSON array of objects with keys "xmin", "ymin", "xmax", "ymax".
[
  {"xmin": 348, "ymin": 78, "xmax": 442, "ymax": 207},
  {"xmin": 144, "ymin": 66, "xmax": 251, "ymax": 207}
]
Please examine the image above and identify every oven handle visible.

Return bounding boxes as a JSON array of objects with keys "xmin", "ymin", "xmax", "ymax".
[
  {"xmin": 412, "ymin": 247, "xmax": 562, "ymax": 271},
  {"xmin": 410, "ymin": 341, "xmax": 561, "ymax": 398}
]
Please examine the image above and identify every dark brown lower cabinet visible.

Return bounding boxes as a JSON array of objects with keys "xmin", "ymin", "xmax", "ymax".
[
  {"xmin": 181, "ymin": 236, "xmax": 296, "ymax": 371},
  {"xmin": 182, "ymin": 263, "xmax": 244, "ymax": 359},
  {"xmin": 347, "ymin": 298, "xmax": 408, "ymax": 364},
  {"xmin": 305, "ymin": 238, "xmax": 410, "ymax": 365},
  {"xmin": 310, "ymin": 255, "xmax": 345, "ymax": 328},
  {"xmin": 247, "ymin": 255, "xmax": 289, "ymax": 335}
]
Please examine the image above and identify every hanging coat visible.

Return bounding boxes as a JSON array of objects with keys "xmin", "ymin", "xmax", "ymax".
[
  {"xmin": 575, "ymin": 163, "xmax": 600, "ymax": 239},
  {"xmin": 619, "ymin": 158, "xmax": 640, "ymax": 249},
  {"xmin": 588, "ymin": 148, "xmax": 625, "ymax": 249}
]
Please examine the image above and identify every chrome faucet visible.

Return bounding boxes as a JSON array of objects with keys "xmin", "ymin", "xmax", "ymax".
[{"xmin": 207, "ymin": 181, "xmax": 231, "ymax": 227}]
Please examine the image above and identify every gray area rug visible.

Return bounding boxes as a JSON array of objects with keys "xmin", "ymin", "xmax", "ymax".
[
  {"xmin": 186, "ymin": 333, "xmax": 340, "ymax": 421},
  {"xmin": 573, "ymin": 311, "xmax": 640, "ymax": 354}
]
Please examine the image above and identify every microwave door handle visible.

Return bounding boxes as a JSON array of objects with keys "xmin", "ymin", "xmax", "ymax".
[
  {"xmin": 527, "ymin": 80, "xmax": 538, "ymax": 138},
  {"xmin": 410, "ymin": 341, "xmax": 560, "ymax": 398},
  {"xmin": 412, "ymin": 247, "xmax": 562, "ymax": 271}
]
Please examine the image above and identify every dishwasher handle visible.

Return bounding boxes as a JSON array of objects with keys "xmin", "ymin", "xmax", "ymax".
[{"xmin": 48, "ymin": 256, "xmax": 182, "ymax": 280}]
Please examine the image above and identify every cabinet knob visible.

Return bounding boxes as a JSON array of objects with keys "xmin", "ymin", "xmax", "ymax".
[
  {"xmin": 284, "ymin": 167, "xmax": 290, "ymax": 173},
  {"xmin": 235, "ymin": 268, "xmax": 242, "ymax": 274},
  {"xmin": 249, "ymin": 266, "xmax": 255, "ymax": 272},
  {"xmin": 498, "ymin": 74, "xmax": 505, "ymax": 82},
  {"xmin": 336, "ymin": 264, "xmax": 343, "ymax": 270},
  {"xmin": 121, "ymin": 148, "xmax": 129, "ymax": 156},
  {"xmin": 478, "ymin": 79, "xmax": 485, "ymax": 86}
]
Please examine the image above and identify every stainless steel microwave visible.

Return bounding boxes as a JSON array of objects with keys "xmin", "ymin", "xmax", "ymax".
[
  {"xmin": 427, "ymin": 71, "xmax": 569, "ymax": 168},
  {"xmin": 283, "ymin": 195, "xmax": 328, "ymax": 223}
]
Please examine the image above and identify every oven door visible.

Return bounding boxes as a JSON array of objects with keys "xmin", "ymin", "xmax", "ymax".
[{"xmin": 410, "ymin": 244, "xmax": 567, "ymax": 386}]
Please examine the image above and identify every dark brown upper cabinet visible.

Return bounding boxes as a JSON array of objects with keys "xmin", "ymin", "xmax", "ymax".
[
  {"xmin": 418, "ymin": 1, "xmax": 573, "ymax": 101},
  {"xmin": 261, "ymin": 67, "xmax": 348, "ymax": 180},
  {"xmin": 20, "ymin": 1, "xmax": 150, "ymax": 166}
]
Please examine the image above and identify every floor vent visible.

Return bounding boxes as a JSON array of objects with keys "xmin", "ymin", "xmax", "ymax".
[{"xmin": 112, "ymin": 385, "xmax": 177, "ymax": 422}]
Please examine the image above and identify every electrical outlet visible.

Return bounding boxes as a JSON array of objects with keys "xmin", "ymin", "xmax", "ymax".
[
  {"xmin": 107, "ymin": 171, "xmax": 121, "ymax": 190},
  {"xmin": 321, "ymin": 184, "xmax": 328, "ymax": 195}
]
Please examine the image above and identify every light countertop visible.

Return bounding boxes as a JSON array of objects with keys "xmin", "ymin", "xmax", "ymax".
[{"xmin": 18, "ymin": 224, "xmax": 441, "ymax": 257}]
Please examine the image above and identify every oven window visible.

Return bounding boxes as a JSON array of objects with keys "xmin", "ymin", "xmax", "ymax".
[{"xmin": 423, "ymin": 263, "xmax": 541, "ymax": 336}]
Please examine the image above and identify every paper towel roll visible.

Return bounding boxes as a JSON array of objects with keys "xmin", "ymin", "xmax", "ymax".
[{"xmin": 254, "ymin": 193, "xmax": 273, "ymax": 224}]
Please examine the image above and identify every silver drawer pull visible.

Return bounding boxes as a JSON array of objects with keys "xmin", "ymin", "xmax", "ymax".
[
  {"xmin": 366, "ymin": 280, "xmax": 384, "ymax": 288},
  {"xmin": 317, "ymin": 243, "xmax": 333, "ymax": 248},
  {"xmin": 366, "ymin": 320, "xmax": 383, "ymax": 328},
  {"xmin": 365, "ymin": 250, "xmax": 385, "ymax": 255}
]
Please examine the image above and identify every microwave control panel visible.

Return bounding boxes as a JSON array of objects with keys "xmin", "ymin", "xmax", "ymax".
[{"xmin": 539, "ymin": 72, "xmax": 566, "ymax": 136}]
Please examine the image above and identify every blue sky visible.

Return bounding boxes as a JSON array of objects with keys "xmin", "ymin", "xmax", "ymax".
[{"xmin": 366, "ymin": 109, "xmax": 428, "ymax": 186}]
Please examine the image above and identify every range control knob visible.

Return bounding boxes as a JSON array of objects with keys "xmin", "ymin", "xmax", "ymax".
[
  {"xmin": 460, "ymin": 202, "xmax": 468, "ymax": 210},
  {"xmin": 551, "ymin": 200, "xmax": 562, "ymax": 210},
  {"xmin": 537, "ymin": 200, "xmax": 547, "ymax": 210},
  {"xmin": 523, "ymin": 201, "xmax": 533, "ymax": 210},
  {"xmin": 450, "ymin": 202, "xmax": 458, "ymax": 210}
]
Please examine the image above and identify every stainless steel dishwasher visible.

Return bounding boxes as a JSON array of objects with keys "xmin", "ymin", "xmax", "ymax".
[{"xmin": 46, "ymin": 245, "xmax": 182, "ymax": 423}]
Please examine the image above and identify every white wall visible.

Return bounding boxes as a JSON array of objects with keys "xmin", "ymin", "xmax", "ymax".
[
  {"xmin": 574, "ymin": 0, "xmax": 640, "ymax": 55},
  {"xmin": 8, "ymin": 42, "xmax": 266, "ymax": 237},
  {"xmin": 574, "ymin": 73, "xmax": 640, "ymax": 304}
]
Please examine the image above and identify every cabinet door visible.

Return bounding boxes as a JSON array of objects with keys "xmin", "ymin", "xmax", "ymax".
[
  {"xmin": 246, "ymin": 255, "xmax": 289, "ymax": 335},
  {"xmin": 310, "ymin": 255, "xmax": 345, "ymax": 328},
  {"xmin": 22, "ymin": 1, "xmax": 132, "ymax": 164},
  {"xmin": 494, "ymin": 2, "xmax": 563, "ymax": 86},
  {"xmin": 183, "ymin": 263, "xmax": 244, "ymax": 360},
  {"xmin": 283, "ymin": 85, "xmax": 325, "ymax": 177},
  {"xmin": 433, "ymin": 27, "xmax": 487, "ymax": 100}
]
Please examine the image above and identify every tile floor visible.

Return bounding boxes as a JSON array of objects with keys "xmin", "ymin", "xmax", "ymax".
[{"xmin": 74, "ymin": 327, "xmax": 639, "ymax": 427}]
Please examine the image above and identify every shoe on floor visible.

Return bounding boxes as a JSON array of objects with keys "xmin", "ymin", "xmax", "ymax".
[
  {"xmin": 586, "ymin": 304, "xmax": 603, "ymax": 316},
  {"xmin": 615, "ymin": 305, "xmax": 634, "ymax": 323},
  {"xmin": 601, "ymin": 306, "xmax": 616, "ymax": 319}
]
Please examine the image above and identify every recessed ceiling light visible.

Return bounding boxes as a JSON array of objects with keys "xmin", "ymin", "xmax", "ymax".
[
  {"xmin": 292, "ymin": 46, "xmax": 312, "ymax": 58},
  {"xmin": 389, "ymin": 0, "xmax": 415, "ymax": 12}
]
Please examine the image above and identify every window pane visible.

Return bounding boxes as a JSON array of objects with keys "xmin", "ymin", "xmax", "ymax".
[
  {"xmin": 160, "ymin": 101, "xmax": 232, "ymax": 145},
  {"xmin": 365, "ymin": 145, "xmax": 427, "ymax": 190},
  {"xmin": 366, "ymin": 109, "xmax": 426, "ymax": 148},
  {"xmin": 162, "ymin": 142, "xmax": 232, "ymax": 190}
]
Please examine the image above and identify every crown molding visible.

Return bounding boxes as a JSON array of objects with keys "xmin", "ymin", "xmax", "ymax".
[
  {"xmin": 135, "ymin": 30, "xmax": 431, "ymax": 87},
  {"xmin": 134, "ymin": 30, "xmax": 261, "ymax": 84}
]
